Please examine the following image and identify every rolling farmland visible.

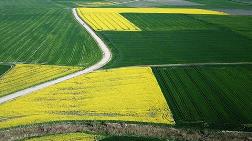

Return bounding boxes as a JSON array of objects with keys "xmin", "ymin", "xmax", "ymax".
[
  {"xmin": 101, "ymin": 30, "xmax": 252, "ymax": 68},
  {"xmin": 152, "ymin": 65, "xmax": 252, "ymax": 129},
  {"xmin": 192, "ymin": 15, "xmax": 252, "ymax": 39},
  {"xmin": 0, "ymin": 64, "xmax": 81, "ymax": 97},
  {"xmin": 99, "ymin": 12, "xmax": 252, "ymax": 68},
  {"xmin": 0, "ymin": 0, "xmax": 252, "ymax": 140},
  {"xmin": 0, "ymin": 0, "xmax": 103, "ymax": 99},
  {"xmin": 77, "ymin": 8, "xmax": 227, "ymax": 15},
  {"xmin": 0, "ymin": 67, "xmax": 174, "ymax": 129},
  {"xmin": 187, "ymin": 0, "xmax": 252, "ymax": 8},
  {"xmin": 77, "ymin": 8, "xmax": 227, "ymax": 32},
  {"xmin": 77, "ymin": 2, "xmax": 115, "ymax": 7},
  {"xmin": 0, "ymin": 8, "xmax": 102, "ymax": 67},
  {"xmin": 77, "ymin": 9, "xmax": 141, "ymax": 31},
  {"xmin": 122, "ymin": 13, "xmax": 219, "ymax": 31}
]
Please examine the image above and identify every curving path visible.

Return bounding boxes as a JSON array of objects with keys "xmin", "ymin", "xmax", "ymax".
[{"xmin": 0, "ymin": 8, "xmax": 112, "ymax": 104}]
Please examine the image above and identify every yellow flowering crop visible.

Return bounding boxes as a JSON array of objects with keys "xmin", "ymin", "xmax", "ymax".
[
  {"xmin": 77, "ymin": 8, "xmax": 227, "ymax": 31},
  {"xmin": 26, "ymin": 133, "xmax": 104, "ymax": 141},
  {"xmin": 0, "ymin": 64, "xmax": 82, "ymax": 97},
  {"xmin": 77, "ymin": 9, "xmax": 141, "ymax": 31},
  {"xmin": 78, "ymin": 2, "xmax": 114, "ymax": 7},
  {"xmin": 78, "ymin": 8, "xmax": 228, "ymax": 15},
  {"xmin": 0, "ymin": 67, "xmax": 174, "ymax": 129}
]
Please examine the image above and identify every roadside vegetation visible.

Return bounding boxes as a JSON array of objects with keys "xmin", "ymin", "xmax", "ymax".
[
  {"xmin": 25, "ymin": 132, "xmax": 104, "ymax": 141},
  {"xmin": 24, "ymin": 132, "xmax": 165, "ymax": 141}
]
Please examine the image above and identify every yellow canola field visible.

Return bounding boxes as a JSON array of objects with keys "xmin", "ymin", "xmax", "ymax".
[
  {"xmin": 78, "ymin": 8, "xmax": 228, "ymax": 15},
  {"xmin": 26, "ymin": 133, "xmax": 104, "ymax": 141},
  {"xmin": 77, "ymin": 8, "xmax": 227, "ymax": 31},
  {"xmin": 78, "ymin": 2, "xmax": 114, "ymax": 7},
  {"xmin": 77, "ymin": 9, "xmax": 140, "ymax": 31},
  {"xmin": 0, "ymin": 64, "xmax": 82, "ymax": 97},
  {"xmin": 0, "ymin": 67, "xmax": 174, "ymax": 129}
]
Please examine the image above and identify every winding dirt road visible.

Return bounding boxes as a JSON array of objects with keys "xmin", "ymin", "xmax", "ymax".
[{"xmin": 0, "ymin": 8, "xmax": 112, "ymax": 104}]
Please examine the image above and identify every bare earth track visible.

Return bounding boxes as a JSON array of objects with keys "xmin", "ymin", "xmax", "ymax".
[
  {"xmin": 0, "ymin": 8, "xmax": 112, "ymax": 104},
  {"xmin": 0, "ymin": 7, "xmax": 252, "ymax": 141},
  {"xmin": 146, "ymin": 62, "xmax": 252, "ymax": 67}
]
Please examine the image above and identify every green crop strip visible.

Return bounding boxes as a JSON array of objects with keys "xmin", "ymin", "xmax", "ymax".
[
  {"xmin": 122, "ymin": 13, "xmax": 252, "ymax": 38},
  {"xmin": 100, "ymin": 30, "xmax": 252, "ymax": 68},
  {"xmin": 152, "ymin": 65, "xmax": 252, "ymax": 130},
  {"xmin": 100, "ymin": 13, "xmax": 252, "ymax": 68},
  {"xmin": 0, "ymin": 65, "xmax": 11, "ymax": 77},
  {"xmin": 192, "ymin": 15, "xmax": 252, "ymax": 39},
  {"xmin": 0, "ymin": 0, "xmax": 102, "ymax": 67},
  {"xmin": 186, "ymin": 0, "xmax": 252, "ymax": 9},
  {"xmin": 122, "ymin": 13, "xmax": 219, "ymax": 31}
]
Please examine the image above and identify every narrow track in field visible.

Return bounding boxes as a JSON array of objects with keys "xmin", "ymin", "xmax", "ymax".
[
  {"xmin": 1, "ymin": 8, "xmax": 251, "ymax": 104},
  {"xmin": 0, "ymin": 8, "xmax": 112, "ymax": 104},
  {"xmin": 146, "ymin": 62, "xmax": 252, "ymax": 67}
]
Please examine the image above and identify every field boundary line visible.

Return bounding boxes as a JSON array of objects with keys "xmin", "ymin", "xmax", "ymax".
[
  {"xmin": 112, "ymin": 0, "xmax": 141, "ymax": 5},
  {"xmin": 146, "ymin": 62, "xmax": 252, "ymax": 67},
  {"xmin": 0, "ymin": 8, "xmax": 112, "ymax": 104},
  {"xmin": 104, "ymin": 62, "xmax": 252, "ymax": 71}
]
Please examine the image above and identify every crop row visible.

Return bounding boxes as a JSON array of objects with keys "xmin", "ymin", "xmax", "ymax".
[
  {"xmin": 191, "ymin": 15, "xmax": 252, "ymax": 39},
  {"xmin": 77, "ymin": 9, "xmax": 140, "ymax": 31},
  {"xmin": 78, "ymin": 8, "xmax": 227, "ymax": 15},
  {"xmin": 152, "ymin": 65, "xmax": 252, "ymax": 129},
  {"xmin": 76, "ymin": 8, "xmax": 227, "ymax": 32},
  {"xmin": 0, "ymin": 64, "xmax": 81, "ymax": 97},
  {"xmin": 77, "ymin": 1, "xmax": 114, "ymax": 7},
  {"xmin": 187, "ymin": 0, "xmax": 252, "ymax": 9},
  {"xmin": 0, "ymin": 67, "xmax": 174, "ymax": 129},
  {"xmin": 0, "ymin": 0, "xmax": 55, "ymax": 9},
  {"xmin": 99, "ymin": 13, "xmax": 252, "ymax": 69},
  {"xmin": 0, "ymin": 8, "xmax": 102, "ymax": 67},
  {"xmin": 122, "ymin": 13, "xmax": 218, "ymax": 31},
  {"xmin": 101, "ymin": 29, "xmax": 252, "ymax": 68},
  {"xmin": 122, "ymin": 13, "xmax": 252, "ymax": 38}
]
